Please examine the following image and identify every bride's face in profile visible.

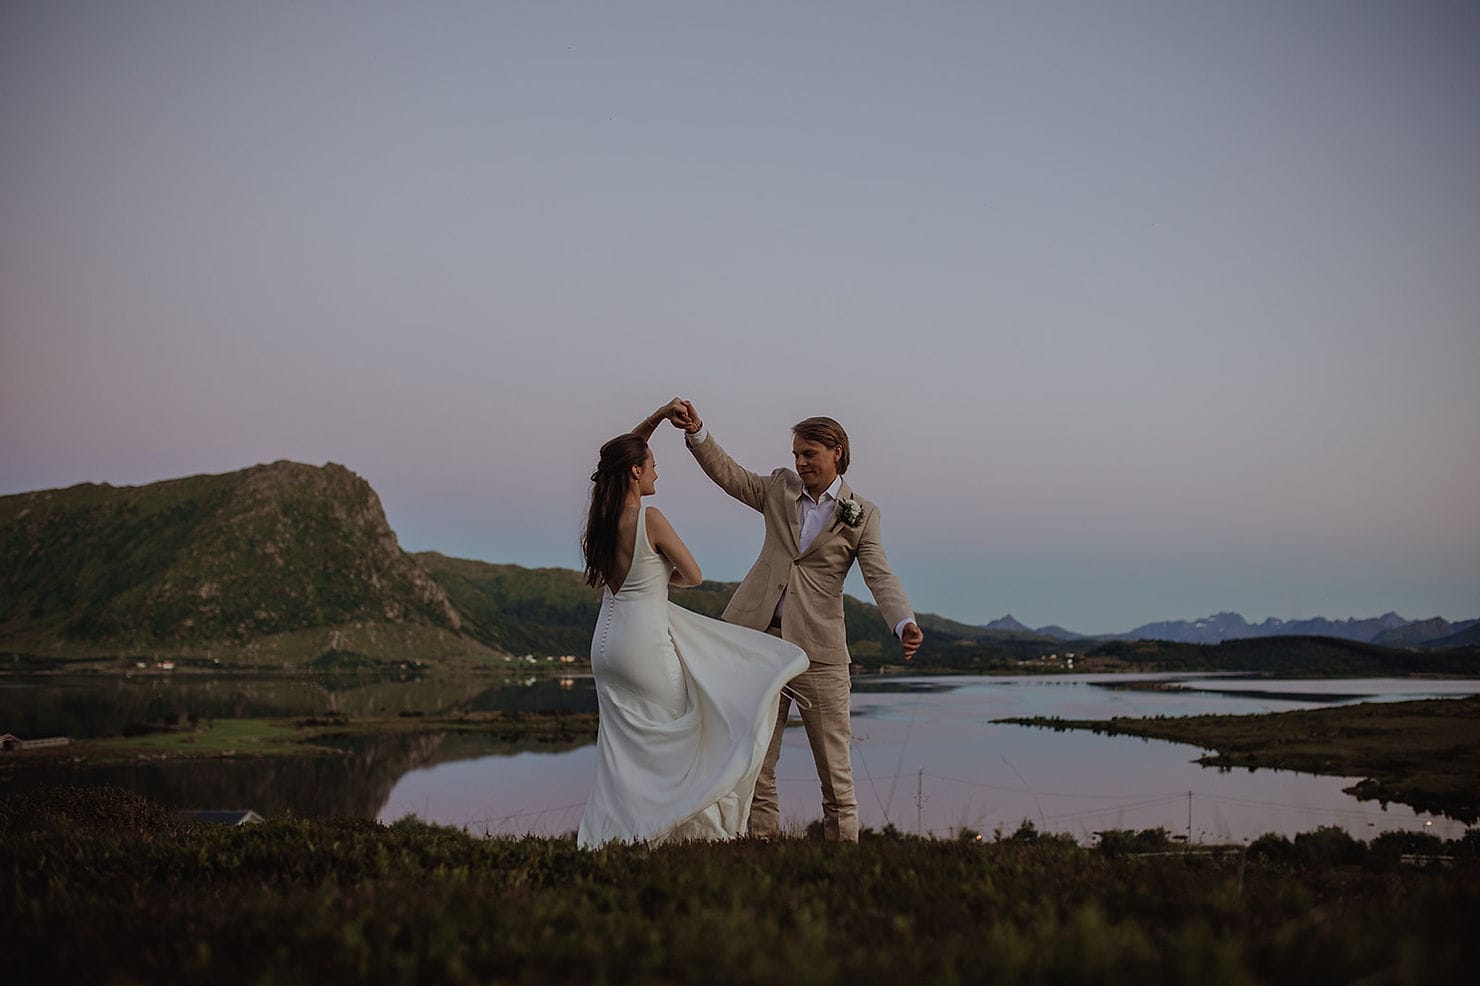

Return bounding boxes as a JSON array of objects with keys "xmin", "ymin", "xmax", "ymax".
[{"xmin": 631, "ymin": 450, "xmax": 657, "ymax": 498}]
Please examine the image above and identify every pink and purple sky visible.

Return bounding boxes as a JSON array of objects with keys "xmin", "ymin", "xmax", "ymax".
[{"xmin": 2, "ymin": 2, "xmax": 1477, "ymax": 632}]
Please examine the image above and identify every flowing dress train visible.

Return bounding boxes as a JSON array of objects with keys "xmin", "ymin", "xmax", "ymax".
[{"xmin": 577, "ymin": 506, "xmax": 808, "ymax": 847}]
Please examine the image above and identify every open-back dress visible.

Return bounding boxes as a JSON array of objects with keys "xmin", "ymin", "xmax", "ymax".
[{"xmin": 577, "ymin": 505, "xmax": 808, "ymax": 847}]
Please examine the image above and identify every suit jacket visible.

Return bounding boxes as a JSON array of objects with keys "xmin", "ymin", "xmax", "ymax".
[{"xmin": 689, "ymin": 432, "xmax": 914, "ymax": 665}]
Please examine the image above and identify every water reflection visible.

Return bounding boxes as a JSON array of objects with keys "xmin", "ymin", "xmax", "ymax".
[
  {"xmin": 378, "ymin": 674, "xmax": 1479, "ymax": 842},
  {"xmin": 5, "ymin": 672, "xmax": 1476, "ymax": 844},
  {"xmin": 0, "ymin": 672, "xmax": 597, "ymax": 738},
  {"xmin": 0, "ymin": 729, "xmax": 591, "ymax": 817}
]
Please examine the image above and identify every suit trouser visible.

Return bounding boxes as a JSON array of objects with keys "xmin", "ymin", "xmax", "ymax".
[{"xmin": 749, "ymin": 636, "xmax": 857, "ymax": 843}]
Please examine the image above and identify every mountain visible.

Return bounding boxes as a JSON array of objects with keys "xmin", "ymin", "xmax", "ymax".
[
  {"xmin": 0, "ymin": 462, "xmax": 496, "ymax": 666},
  {"xmin": 1090, "ymin": 635, "xmax": 1476, "ymax": 675},
  {"xmin": 413, "ymin": 552, "xmax": 622, "ymax": 658},
  {"xmin": 1118, "ymin": 611, "xmax": 1253, "ymax": 645},
  {"xmin": 1427, "ymin": 622, "xmax": 1480, "ymax": 649},
  {"xmin": 981, "ymin": 614, "xmax": 1033, "ymax": 634},
  {"xmin": 1372, "ymin": 617, "xmax": 1479, "ymax": 647},
  {"xmin": 1255, "ymin": 612, "xmax": 1410, "ymax": 641},
  {"xmin": 1112, "ymin": 610, "xmax": 1479, "ymax": 646},
  {"xmin": 3, "ymin": 463, "xmax": 1472, "ymax": 667},
  {"xmin": 978, "ymin": 616, "xmax": 1088, "ymax": 641},
  {"xmin": 1034, "ymin": 625, "xmax": 1089, "ymax": 641},
  {"xmin": 1, "ymin": 462, "xmax": 1053, "ymax": 670},
  {"xmin": 415, "ymin": 555, "xmax": 1071, "ymax": 667}
]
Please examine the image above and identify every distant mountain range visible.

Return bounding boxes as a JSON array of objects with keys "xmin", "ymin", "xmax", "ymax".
[
  {"xmin": 2, "ymin": 461, "xmax": 1474, "ymax": 671},
  {"xmin": 987, "ymin": 611, "xmax": 1480, "ymax": 648}
]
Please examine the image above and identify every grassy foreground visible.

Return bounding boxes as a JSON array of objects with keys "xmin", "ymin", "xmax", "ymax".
[
  {"xmin": 4, "ymin": 788, "xmax": 1478, "ymax": 985},
  {"xmin": 1003, "ymin": 695, "xmax": 1480, "ymax": 823}
]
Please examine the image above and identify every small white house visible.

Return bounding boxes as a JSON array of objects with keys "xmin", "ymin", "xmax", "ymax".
[{"xmin": 175, "ymin": 809, "xmax": 265, "ymax": 826}]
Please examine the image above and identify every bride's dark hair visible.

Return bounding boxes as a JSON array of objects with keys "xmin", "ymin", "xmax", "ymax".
[{"xmin": 582, "ymin": 433, "xmax": 649, "ymax": 589}]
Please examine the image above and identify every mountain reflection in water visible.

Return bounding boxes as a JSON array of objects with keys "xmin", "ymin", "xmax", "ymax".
[
  {"xmin": 1, "ymin": 729, "xmax": 593, "ymax": 818},
  {"xmin": 5, "ymin": 672, "xmax": 1476, "ymax": 843}
]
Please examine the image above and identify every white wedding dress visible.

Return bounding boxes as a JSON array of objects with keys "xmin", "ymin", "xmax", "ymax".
[{"xmin": 577, "ymin": 506, "xmax": 808, "ymax": 847}]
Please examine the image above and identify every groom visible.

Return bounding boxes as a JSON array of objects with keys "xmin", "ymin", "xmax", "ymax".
[{"xmin": 668, "ymin": 399, "xmax": 922, "ymax": 842}]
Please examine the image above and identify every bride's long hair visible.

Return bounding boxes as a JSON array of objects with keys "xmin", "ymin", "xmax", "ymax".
[{"xmin": 582, "ymin": 433, "xmax": 649, "ymax": 588}]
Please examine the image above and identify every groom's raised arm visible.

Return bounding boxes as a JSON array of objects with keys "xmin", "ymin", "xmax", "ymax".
[{"xmin": 681, "ymin": 412, "xmax": 769, "ymax": 512}]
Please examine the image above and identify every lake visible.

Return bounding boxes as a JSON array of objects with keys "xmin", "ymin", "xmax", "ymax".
[{"xmin": 4, "ymin": 671, "xmax": 1475, "ymax": 843}]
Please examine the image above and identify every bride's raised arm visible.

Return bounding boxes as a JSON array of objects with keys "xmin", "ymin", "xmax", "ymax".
[
  {"xmin": 631, "ymin": 398, "xmax": 691, "ymax": 441},
  {"xmin": 644, "ymin": 507, "xmax": 702, "ymax": 588}
]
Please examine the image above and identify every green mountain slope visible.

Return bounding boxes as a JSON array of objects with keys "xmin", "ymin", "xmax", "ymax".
[
  {"xmin": 416, "ymin": 554, "xmax": 1477, "ymax": 673},
  {"xmin": 7, "ymin": 464, "xmax": 1469, "ymax": 675},
  {"xmin": 414, "ymin": 552, "xmax": 742, "ymax": 657},
  {"xmin": 413, "ymin": 552, "xmax": 1059, "ymax": 668},
  {"xmin": 1, "ymin": 462, "xmax": 495, "ymax": 665}
]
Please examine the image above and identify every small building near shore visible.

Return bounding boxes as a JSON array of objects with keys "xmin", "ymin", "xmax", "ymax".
[
  {"xmin": 1, "ymin": 733, "xmax": 71, "ymax": 751},
  {"xmin": 175, "ymin": 809, "xmax": 265, "ymax": 826}
]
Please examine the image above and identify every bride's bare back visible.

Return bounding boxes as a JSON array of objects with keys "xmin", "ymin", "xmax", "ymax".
[{"xmin": 606, "ymin": 503, "xmax": 702, "ymax": 595}]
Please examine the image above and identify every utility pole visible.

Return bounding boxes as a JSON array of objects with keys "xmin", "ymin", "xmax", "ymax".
[
  {"xmin": 1187, "ymin": 790, "xmax": 1193, "ymax": 845},
  {"xmin": 917, "ymin": 768, "xmax": 925, "ymax": 836}
]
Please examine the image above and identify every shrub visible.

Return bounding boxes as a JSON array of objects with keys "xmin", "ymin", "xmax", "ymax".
[
  {"xmin": 1095, "ymin": 828, "xmax": 1174, "ymax": 857},
  {"xmin": 0, "ymin": 785, "xmax": 176, "ymax": 838},
  {"xmin": 1293, "ymin": 826, "xmax": 1366, "ymax": 867},
  {"xmin": 1005, "ymin": 819, "xmax": 1041, "ymax": 842},
  {"xmin": 1247, "ymin": 833, "xmax": 1298, "ymax": 865},
  {"xmin": 1371, "ymin": 830, "xmax": 1445, "ymax": 859}
]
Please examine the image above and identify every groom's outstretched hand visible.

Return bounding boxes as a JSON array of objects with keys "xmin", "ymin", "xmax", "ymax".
[
  {"xmin": 676, "ymin": 399, "xmax": 702, "ymax": 434},
  {"xmin": 656, "ymin": 397, "xmax": 690, "ymax": 428},
  {"xmin": 901, "ymin": 622, "xmax": 923, "ymax": 661}
]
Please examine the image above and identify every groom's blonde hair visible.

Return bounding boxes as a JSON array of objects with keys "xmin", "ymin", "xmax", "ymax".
[{"xmin": 792, "ymin": 416, "xmax": 850, "ymax": 474}]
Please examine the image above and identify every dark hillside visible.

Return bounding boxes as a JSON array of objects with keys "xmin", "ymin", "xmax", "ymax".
[
  {"xmin": 1087, "ymin": 635, "xmax": 1478, "ymax": 675},
  {"xmin": 0, "ymin": 462, "xmax": 480, "ymax": 663}
]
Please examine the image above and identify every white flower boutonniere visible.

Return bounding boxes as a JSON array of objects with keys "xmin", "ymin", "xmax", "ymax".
[{"xmin": 834, "ymin": 497, "xmax": 864, "ymax": 529}]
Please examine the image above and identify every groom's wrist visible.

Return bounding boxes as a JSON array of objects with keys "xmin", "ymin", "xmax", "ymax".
[{"xmin": 686, "ymin": 425, "xmax": 708, "ymax": 445}]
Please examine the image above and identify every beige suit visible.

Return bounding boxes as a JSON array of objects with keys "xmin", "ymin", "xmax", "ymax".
[{"xmin": 688, "ymin": 431, "xmax": 914, "ymax": 841}]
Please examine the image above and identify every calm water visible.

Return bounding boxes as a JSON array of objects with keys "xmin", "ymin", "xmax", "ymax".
[{"xmin": 4, "ymin": 672, "xmax": 1476, "ymax": 843}]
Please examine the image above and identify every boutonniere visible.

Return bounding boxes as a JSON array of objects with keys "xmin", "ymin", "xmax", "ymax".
[{"xmin": 833, "ymin": 497, "xmax": 864, "ymax": 529}]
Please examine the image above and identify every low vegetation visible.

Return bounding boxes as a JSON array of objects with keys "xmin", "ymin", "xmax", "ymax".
[{"xmin": 3, "ymin": 787, "xmax": 1476, "ymax": 984}]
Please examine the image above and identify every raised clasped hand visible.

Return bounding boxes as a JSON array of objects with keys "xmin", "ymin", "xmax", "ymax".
[
  {"xmin": 661, "ymin": 397, "xmax": 701, "ymax": 433},
  {"xmin": 656, "ymin": 397, "xmax": 690, "ymax": 429},
  {"xmin": 677, "ymin": 399, "xmax": 701, "ymax": 434}
]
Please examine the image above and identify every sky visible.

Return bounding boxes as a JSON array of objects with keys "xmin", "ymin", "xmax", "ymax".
[{"xmin": 2, "ymin": 1, "xmax": 1477, "ymax": 633}]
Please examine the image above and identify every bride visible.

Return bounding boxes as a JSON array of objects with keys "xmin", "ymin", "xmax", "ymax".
[{"xmin": 576, "ymin": 401, "xmax": 808, "ymax": 847}]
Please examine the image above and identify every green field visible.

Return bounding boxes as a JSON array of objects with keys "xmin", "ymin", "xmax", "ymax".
[{"xmin": 3, "ymin": 787, "xmax": 1477, "ymax": 985}]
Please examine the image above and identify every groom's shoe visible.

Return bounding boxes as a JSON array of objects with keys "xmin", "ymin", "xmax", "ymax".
[
  {"xmin": 822, "ymin": 812, "xmax": 860, "ymax": 844},
  {"xmin": 746, "ymin": 820, "xmax": 780, "ymax": 841}
]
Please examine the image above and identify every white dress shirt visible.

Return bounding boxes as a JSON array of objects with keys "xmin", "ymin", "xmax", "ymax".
[{"xmin": 796, "ymin": 475, "xmax": 842, "ymax": 553}]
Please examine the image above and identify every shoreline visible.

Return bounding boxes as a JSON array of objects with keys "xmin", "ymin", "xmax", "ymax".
[{"xmin": 1001, "ymin": 694, "xmax": 1480, "ymax": 823}]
